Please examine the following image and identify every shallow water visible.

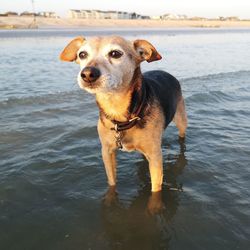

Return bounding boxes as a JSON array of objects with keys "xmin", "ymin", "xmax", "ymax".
[{"xmin": 0, "ymin": 28, "xmax": 250, "ymax": 250}]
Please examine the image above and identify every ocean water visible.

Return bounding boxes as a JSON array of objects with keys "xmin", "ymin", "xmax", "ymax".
[{"xmin": 0, "ymin": 28, "xmax": 250, "ymax": 250}]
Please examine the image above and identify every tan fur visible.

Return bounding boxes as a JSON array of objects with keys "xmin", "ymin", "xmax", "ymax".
[
  {"xmin": 98, "ymin": 103, "xmax": 165, "ymax": 191},
  {"xmin": 60, "ymin": 35, "xmax": 187, "ymax": 193},
  {"xmin": 173, "ymin": 96, "xmax": 188, "ymax": 138},
  {"xmin": 96, "ymin": 91, "xmax": 132, "ymax": 122},
  {"xmin": 60, "ymin": 36, "xmax": 85, "ymax": 62},
  {"xmin": 134, "ymin": 39, "xmax": 162, "ymax": 62}
]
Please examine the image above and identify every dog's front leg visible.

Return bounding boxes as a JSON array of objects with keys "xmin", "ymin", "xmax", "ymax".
[
  {"xmin": 148, "ymin": 151, "xmax": 163, "ymax": 192},
  {"xmin": 98, "ymin": 119, "xmax": 117, "ymax": 186},
  {"xmin": 143, "ymin": 146, "xmax": 163, "ymax": 192},
  {"xmin": 101, "ymin": 146, "xmax": 117, "ymax": 186}
]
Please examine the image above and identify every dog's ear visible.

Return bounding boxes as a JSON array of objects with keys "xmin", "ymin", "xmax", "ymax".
[
  {"xmin": 60, "ymin": 36, "xmax": 85, "ymax": 62},
  {"xmin": 133, "ymin": 39, "xmax": 162, "ymax": 63}
]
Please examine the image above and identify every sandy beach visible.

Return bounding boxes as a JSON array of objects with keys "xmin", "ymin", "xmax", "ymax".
[{"xmin": 1, "ymin": 16, "xmax": 250, "ymax": 29}]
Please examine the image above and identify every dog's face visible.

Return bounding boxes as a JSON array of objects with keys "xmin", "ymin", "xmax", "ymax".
[{"xmin": 60, "ymin": 36, "xmax": 161, "ymax": 94}]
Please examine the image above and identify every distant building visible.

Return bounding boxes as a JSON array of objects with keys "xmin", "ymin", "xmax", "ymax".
[
  {"xmin": 68, "ymin": 9, "xmax": 142, "ymax": 19},
  {"xmin": 189, "ymin": 16, "xmax": 207, "ymax": 21},
  {"xmin": 109, "ymin": 11, "xmax": 132, "ymax": 19},
  {"xmin": 161, "ymin": 13, "xmax": 175, "ymax": 20},
  {"xmin": 139, "ymin": 15, "xmax": 150, "ymax": 19},
  {"xmin": 38, "ymin": 12, "xmax": 57, "ymax": 18},
  {"xmin": 68, "ymin": 9, "xmax": 80, "ymax": 18},
  {"xmin": 219, "ymin": 16, "xmax": 226, "ymax": 21},
  {"xmin": 218, "ymin": 16, "xmax": 240, "ymax": 21},
  {"xmin": 130, "ymin": 12, "xmax": 138, "ymax": 19},
  {"xmin": 20, "ymin": 11, "xmax": 36, "ymax": 17},
  {"xmin": 178, "ymin": 15, "xmax": 188, "ymax": 20},
  {"xmin": 161, "ymin": 13, "xmax": 187, "ymax": 20},
  {"xmin": 151, "ymin": 16, "xmax": 161, "ymax": 20},
  {"xmin": 226, "ymin": 16, "xmax": 240, "ymax": 21},
  {"xmin": 4, "ymin": 11, "xmax": 18, "ymax": 17}
]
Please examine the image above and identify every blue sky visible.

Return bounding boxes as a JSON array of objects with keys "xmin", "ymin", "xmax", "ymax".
[{"xmin": 0, "ymin": 0, "xmax": 250, "ymax": 18}]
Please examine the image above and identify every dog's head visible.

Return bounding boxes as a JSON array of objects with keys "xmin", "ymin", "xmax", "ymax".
[{"xmin": 60, "ymin": 36, "xmax": 161, "ymax": 94}]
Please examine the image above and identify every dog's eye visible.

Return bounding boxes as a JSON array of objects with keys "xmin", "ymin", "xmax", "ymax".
[
  {"xmin": 79, "ymin": 51, "xmax": 88, "ymax": 60},
  {"xmin": 109, "ymin": 50, "xmax": 123, "ymax": 59}
]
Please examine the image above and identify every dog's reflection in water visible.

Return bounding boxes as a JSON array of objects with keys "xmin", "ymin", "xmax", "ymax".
[{"xmin": 101, "ymin": 139, "xmax": 187, "ymax": 249}]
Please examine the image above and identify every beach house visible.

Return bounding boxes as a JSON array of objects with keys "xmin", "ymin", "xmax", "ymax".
[{"xmin": 68, "ymin": 10, "xmax": 144, "ymax": 19}]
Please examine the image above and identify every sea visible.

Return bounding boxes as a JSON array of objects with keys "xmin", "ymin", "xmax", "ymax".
[{"xmin": 0, "ymin": 28, "xmax": 250, "ymax": 250}]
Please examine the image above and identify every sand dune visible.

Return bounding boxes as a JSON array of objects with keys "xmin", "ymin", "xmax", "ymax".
[{"xmin": 1, "ymin": 16, "xmax": 250, "ymax": 29}]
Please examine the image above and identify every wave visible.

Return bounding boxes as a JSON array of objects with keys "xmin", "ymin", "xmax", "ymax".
[
  {"xmin": 1, "ymin": 69, "xmax": 249, "ymax": 112},
  {"xmin": 186, "ymin": 90, "xmax": 235, "ymax": 104},
  {"xmin": 180, "ymin": 70, "xmax": 250, "ymax": 83},
  {"xmin": 0, "ymin": 90, "xmax": 92, "ymax": 109},
  {"xmin": 181, "ymin": 70, "xmax": 250, "ymax": 102}
]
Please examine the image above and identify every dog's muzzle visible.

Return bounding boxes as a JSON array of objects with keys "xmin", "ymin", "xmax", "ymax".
[{"xmin": 81, "ymin": 66, "xmax": 101, "ymax": 84}]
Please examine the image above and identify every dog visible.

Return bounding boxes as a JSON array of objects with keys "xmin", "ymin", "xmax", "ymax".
[{"xmin": 60, "ymin": 36, "xmax": 187, "ymax": 193}]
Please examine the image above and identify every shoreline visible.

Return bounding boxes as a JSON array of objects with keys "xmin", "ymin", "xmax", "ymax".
[{"xmin": 1, "ymin": 16, "xmax": 250, "ymax": 29}]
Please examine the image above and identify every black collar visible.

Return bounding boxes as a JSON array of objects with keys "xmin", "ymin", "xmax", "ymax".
[{"xmin": 110, "ymin": 82, "xmax": 147, "ymax": 132}]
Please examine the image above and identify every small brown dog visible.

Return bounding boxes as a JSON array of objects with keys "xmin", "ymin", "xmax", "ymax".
[{"xmin": 60, "ymin": 36, "xmax": 187, "ymax": 193}]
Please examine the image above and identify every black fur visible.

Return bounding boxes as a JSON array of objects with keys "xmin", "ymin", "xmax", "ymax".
[
  {"xmin": 142, "ymin": 70, "xmax": 181, "ymax": 128},
  {"xmin": 98, "ymin": 70, "xmax": 181, "ymax": 130}
]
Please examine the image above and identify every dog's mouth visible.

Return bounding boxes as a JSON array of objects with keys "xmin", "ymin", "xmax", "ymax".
[
  {"xmin": 79, "ymin": 81, "xmax": 101, "ymax": 94},
  {"xmin": 77, "ymin": 73, "xmax": 123, "ymax": 94},
  {"xmin": 82, "ymin": 80, "xmax": 100, "ymax": 89}
]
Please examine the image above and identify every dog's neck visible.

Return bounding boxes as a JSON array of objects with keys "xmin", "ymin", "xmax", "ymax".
[{"xmin": 96, "ymin": 67, "xmax": 142, "ymax": 122}]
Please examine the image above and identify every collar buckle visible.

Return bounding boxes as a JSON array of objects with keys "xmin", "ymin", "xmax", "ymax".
[{"xmin": 129, "ymin": 116, "xmax": 141, "ymax": 122}]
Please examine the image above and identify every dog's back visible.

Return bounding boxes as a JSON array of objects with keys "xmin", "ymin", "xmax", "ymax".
[{"xmin": 143, "ymin": 70, "xmax": 181, "ymax": 127}]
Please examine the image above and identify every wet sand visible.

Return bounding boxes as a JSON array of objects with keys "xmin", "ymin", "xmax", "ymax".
[{"xmin": 1, "ymin": 16, "xmax": 250, "ymax": 29}]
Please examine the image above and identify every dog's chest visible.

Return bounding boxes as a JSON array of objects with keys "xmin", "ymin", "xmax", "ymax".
[
  {"xmin": 112, "ymin": 125, "xmax": 149, "ymax": 152},
  {"xmin": 118, "ymin": 134, "xmax": 137, "ymax": 152},
  {"xmin": 120, "ymin": 142, "xmax": 135, "ymax": 152}
]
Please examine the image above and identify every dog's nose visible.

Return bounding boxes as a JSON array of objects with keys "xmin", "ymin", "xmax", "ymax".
[{"xmin": 81, "ymin": 67, "xmax": 101, "ymax": 83}]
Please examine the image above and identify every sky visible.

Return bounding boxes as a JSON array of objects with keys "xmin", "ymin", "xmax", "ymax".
[{"xmin": 0, "ymin": 0, "xmax": 250, "ymax": 19}]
